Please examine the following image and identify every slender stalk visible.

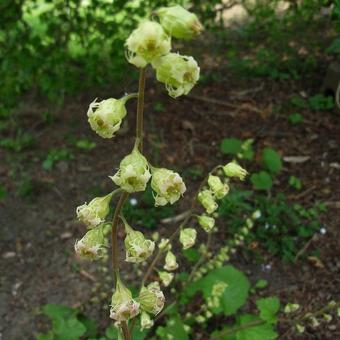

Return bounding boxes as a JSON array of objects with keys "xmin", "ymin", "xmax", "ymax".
[
  {"xmin": 121, "ymin": 321, "xmax": 131, "ymax": 340},
  {"xmin": 111, "ymin": 192, "xmax": 129, "ymax": 279},
  {"xmin": 111, "ymin": 67, "xmax": 147, "ymax": 340},
  {"xmin": 136, "ymin": 67, "xmax": 146, "ymax": 151}
]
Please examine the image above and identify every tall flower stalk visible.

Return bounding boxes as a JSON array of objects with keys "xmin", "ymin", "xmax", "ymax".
[{"xmin": 74, "ymin": 6, "xmax": 248, "ymax": 339}]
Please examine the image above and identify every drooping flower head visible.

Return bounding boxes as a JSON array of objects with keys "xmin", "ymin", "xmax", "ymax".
[
  {"xmin": 208, "ymin": 175, "xmax": 229, "ymax": 199},
  {"xmin": 153, "ymin": 53, "xmax": 200, "ymax": 98},
  {"xmin": 124, "ymin": 221, "xmax": 155, "ymax": 263},
  {"xmin": 197, "ymin": 189, "xmax": 218, "ymax": 214},
  {"xmin": 139, "ymin": 282, "xmax": 165, "ymax": 315},
  {"xmin": 87, "ymin": 97, "xmax": 128, "ymax": 138},
  {"xmin": 76, "ymin": 192, "xmax": 113, "ymax": 228},
  {"xmin": 151, "ymin": 168, "xmax": 186, "ymax": 206},
  {"xmin": 197, "ymin": 214, "xmax": 215, "ymax": 233},
  {"xmin": 110, "ymin": 277, "xmax": 140, "ymax": 322},
  {"xmin": 223, "ymin": 162, "xmax": 248, "ymax": 181},
  {"xmin": 157, "ymin": 5, "xmax": 203, "ymax": 40},
  {"xmin": 158, "ymin": 271, "xmax": 174, "ymax": 287},
  {"xmin": 110, "ymin": 148, "xmax": 151, "ymax": 193},
  {"xmin": 158, "ymin": 238, "xmax": 172, "ymax": 251},
  {"xmin": 125, "ymin": 20, "xmax": 171, "ymax": 68},
  {"xmin": 179, "ymin": 228, "xmax": 197, "ymax": 249},
  {"xmin": 74, "ymin": 225, "xmax": 107, "ymax": 260},
  {"xmin": 164, "ymin": 250, "xmax": 178, "ymax": 271}
]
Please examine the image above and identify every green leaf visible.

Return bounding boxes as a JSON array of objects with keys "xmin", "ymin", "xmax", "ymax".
[
  {"xmin": 185, "ymin": 265, "xmax": 250, "ymax": 316},
  {"xmin": 105, "ymin": 325, "xmax": 119, "ymax": 339},
  {"xmin": 55, "ymin": 317, "xmax": 86, "ymax": 340},
  {"xmin": 255, "ymin": 279, "xmax": 268, "ymax": 289},
  {"xmin": 36, "ymin": 332, "xmax": 54, "ymax": 340},
  {"xmin": 156, "ymin": 314, "xmax": 189, "ymax": 340},
  {"xmin": 214, "ymin": 315, "xmax": 278, "ymax": 340},
  {"xmin": 251, "ymin": 171, "xmax": 273, "ymax": 190},
  {"xmin": 262, "ymin": 148, "xmax": 282, "ymax": 173},
  {"xmin": 183, "ymin": 248, "xmax": 200, "ymax": 263},
  {"xmin": 256, "ymin": 297, "xmax": 280, "ymax": 324},
  {"xmin": 42, "ymin": 304, "xmax": 75, "ymax": 319},
  {"xmin": 220, "ymin": 138, "xmax": 242, "ymax": 155},
  {"xmin": 0, "ymin": 184, "xmax": 6, "ymax": 200}
]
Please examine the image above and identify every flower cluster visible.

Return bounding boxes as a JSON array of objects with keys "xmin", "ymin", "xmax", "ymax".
[{"xmin": 125, "ymin": 6, "xmax": 202, "ymax": 98}]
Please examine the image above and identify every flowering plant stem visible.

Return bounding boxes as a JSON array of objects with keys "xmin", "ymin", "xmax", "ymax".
[{"xmin": 111, "ymin": 67, "xmax": 146, "ymax": 340}]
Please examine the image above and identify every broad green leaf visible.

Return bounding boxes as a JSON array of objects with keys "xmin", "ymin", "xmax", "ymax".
[
  {"xmin": 262, "ymin": 148, "xmax": 282, "ymax": 173},
  {"xmin": 256, "ymin": 297, "xmax": 280, "ymax": 324},
  {"xmin": 220, "ymin": 138, "xmax": 242, "ymax": 155},
  {"xmin": 251, "ymin": 171, "xmax": 273, "ymax": 190},
  {"xmin": 183, "ymin": 248, "xmax": 200, "ymax": 263},
  {"xmin": 42, "ymin": 304, "xmax": 76, "ymax": 319},
  {"xmin": 236, "ymin": 315, "xmax": 278, "ymax": 340},
  {"xmin": 156, "ymin": 314, "xmax": 189, "ymax": 340},
  {"xmin": 185, "ymin": 265, "xmax": 250, "ymax": 316},
  {"xmin": 105, "ymin": 325, "xmax": 119, "ymax": 339},
  {"xmin": 55, "ymin": 317, "xmax": 86, "ymax": 340},
  {"xmin": 36, "ymin": 332, "xmax": 54, "ymax": 340},
  {"xmin": 255, "ymin": 279, "xmax": 268, "ymax": 289}
]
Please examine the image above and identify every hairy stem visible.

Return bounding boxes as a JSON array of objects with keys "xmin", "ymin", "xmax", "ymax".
[
  {"xmin": 121, "ymin": 321, "xmax": 131, "ymax": 340},
  {"xmin": 136, "ymin": 67, "xmax": 146, "ymax": 151}
]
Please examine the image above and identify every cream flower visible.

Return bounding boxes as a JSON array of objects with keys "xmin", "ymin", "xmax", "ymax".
[
  {"xmin": 110, "ymin": 277, "xmax": 140, "ymax": 322},
  {"xmin": 125, "ymin": 21, "xmax": 171, "ymax": 67},
  {"xmin": 153, "ymin": 53, "xmax": 200, "ymax": 98},
  {"xmin": 87, "ymin": 98, "xmax": 128, "ymax": 138},
  {"xmin": 139, "ymin": 282, "xmax": 165, "ymax": 315},
  {"xmin": 76, "ymin": 192, "xmax": 113, "ymax": 228},
  {"xmin": 124, "ymin": 222, "xmax": 155, "ymax": 263},
  {"xmin": 151, "ymin": 168, "xmax": 186, "ymax": 206},
  {"xmin": 140, "ymin": 311, "xmax": 154, "ymax": 330},
  {"xmin": 110, "ymin": 148, "xmax": 151, "ymax": 193},
  {"xmin": 74, "ymin": 225, "xmax": 106, "ymax": 260},
  {"xmin": 158, "ymin": 271, "xmax": 174, "ymax": 287}
]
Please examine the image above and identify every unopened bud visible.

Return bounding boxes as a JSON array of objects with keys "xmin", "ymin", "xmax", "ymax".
[
  {"xmin": 208, "ymin": 175, "xmax": 229, "ymax": 199},
  {"xmin": 140, "ymin": 311, "xmax": 154, "ymax": 330},
  {"xmin": 197, "ymin": 190, "xmax": 218, "ymax": 214},
  {"xmin": 223, "ymin": 162, "xmax": 248, "ymax": 181},
  {"xmin": 179, "ymin": 228, "xmax": 197, "ymax": 249},
  {"xmin": 197, "ymin": 214, "xmax": 215, "ymax": 232},
  {"xmin": 158, "ymin": 271, "xmax": 174, "ymax": 287},
  {"xmin": 157, "ymin": 5, "xmax": 203, "ymax": 40},
  {"xmin": 164, "ymin": 251, "xmax": 178, "ymax": 271}
]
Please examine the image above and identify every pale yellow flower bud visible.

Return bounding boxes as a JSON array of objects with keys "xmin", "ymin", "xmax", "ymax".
[
  {"xmin": 74, "ymin": 225, "xmax": 107, "ymax": 260},
  {"xmin": 158, "ymin": 238, "xmax": 171, "ymax": 251},
  {"xmin": 197, "ymin": 214, "xmax": 215, "ymax": 232},
  {"xmin": 208, "ymin": 175, "xmax": 229, "ymax": 199},
  {"xmin": 153, "ymin": 53, "xmax": 200, "ymax": 98},
  {"xmin": 158, "ymin": 271, "xmax": 174, "ymax": 287},
  {"xmin": 124, "ymin": 222, "xmax": 155, "ymax": 263},
  {"xmin": 125, "ymin": 21, "xmax": 171, "ymax": 67},
  {"xmin": 164, "ymin": 251, "xmax": 178, "ymax": 271},
  {"xmin": 76, "ymin": 192, "xmax": 113, "ymax": 228},
  {"xmin": 284, "ymin": 303, "xmax": 300, "ymax": 314},
  {"xmin": 139, "ymin": 283, "xmax": 165, "ymax": 315},
  {"xmin": 223, "ymin": 162, "xmax": 248, "ymax": 181},
  {"xmin": 110, "ymin": 148, "xmax": 151, "ymax": 193},
  {"xmin": 151, "ymin": 168, "xmax": 186, "ymax": 206},
  {"xmin": 179, "ymin": 228, "xmax": 197, "ymax": 249},
  {"xmin": 197, "ymin": 190, "xmax": 218, "ymax": 214},
  {"xmin": 140, "ymin": 311, "xmax": 154, "ymax": 330},
  {"xmin": 110, "ymin": 277, "xmax": 140, "ymax": 322},
  {"xmin": 87, "ymin": 98, "xmax": 128, "ymax": 138},
  {"xmin": 157, "ymin": 5, "xmax": 203, "ymax": 40}
]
